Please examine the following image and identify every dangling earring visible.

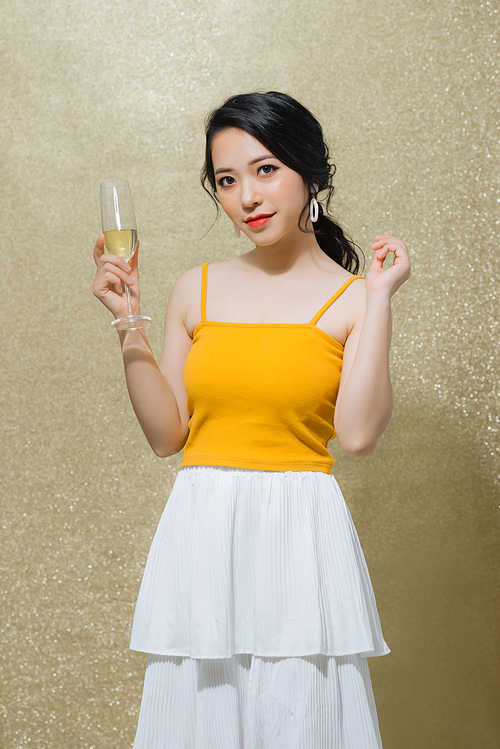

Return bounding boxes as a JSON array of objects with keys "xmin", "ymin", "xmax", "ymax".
[
  {"xmin": 233, "ymin": 223, "xmax": 241, "ymax": 238},
  {"xmin": 310, "ymin": 185, "xmax": 319, "ymax": 224}
]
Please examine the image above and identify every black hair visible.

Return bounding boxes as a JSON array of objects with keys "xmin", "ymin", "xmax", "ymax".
[{"xmin": 200, "ymin": 91, "xmax": 364, "ymax": 274}]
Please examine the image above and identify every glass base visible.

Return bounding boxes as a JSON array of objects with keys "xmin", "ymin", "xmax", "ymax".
[{"xmin": 111, "ymin": 314, "xmax": 152, "ymax": 331}]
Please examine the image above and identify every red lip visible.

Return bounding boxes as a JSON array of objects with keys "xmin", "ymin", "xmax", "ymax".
[{"xmin": 244, "ymin": 213, "xmax": 275, "ymax": 226}]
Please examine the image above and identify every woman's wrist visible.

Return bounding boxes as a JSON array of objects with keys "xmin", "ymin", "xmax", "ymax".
[
  {"xmin": 111, "ymin": 300, "xmax": 142, "ymax": 320},
  {"xmin": 365, "ymin": 287, "xmax": 392, "ymax": 312},
  {"xmin": 117, "ymin": 325, "xmax": 152, "ymax": 351}
]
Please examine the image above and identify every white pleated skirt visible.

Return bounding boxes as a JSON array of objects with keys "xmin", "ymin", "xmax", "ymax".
[{"xmin": 130, "ymin": 466, "xmax": 389, "ymax": 748}]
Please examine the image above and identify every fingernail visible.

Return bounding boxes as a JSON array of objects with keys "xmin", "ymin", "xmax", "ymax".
[{"xmin": 124, "ymin": 263, "xmax": 131, "ymax": 270}]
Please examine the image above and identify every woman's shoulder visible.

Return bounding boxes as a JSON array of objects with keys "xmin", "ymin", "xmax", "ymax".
[
  {"xmin": 315, "ymin": 256, "xmax": 365, "ymax": 296},
  {"xmin": 328, "ymin": 263, "xmax": 366, "ymax": 307},
  {"xmin": 168, "ymin": 260, "xmax": 234, "ymax": 333},
  {"xmin": 335, "ymin": 267, "xmax": 365, "ymax": 292},
  {"xmin": 172, "ymin": 263, "xmax": 203, "ymax": 290},
  {"xmin": 173, "ymin": 257, "xmax": 243, "ymax": 296},
  {"xmin": 311, "ymin": 260, "xmax": 366, "ymax": 342},
  {"xmin": 174, "ymin": 257, "xmax": 233, "ymax": 282}
]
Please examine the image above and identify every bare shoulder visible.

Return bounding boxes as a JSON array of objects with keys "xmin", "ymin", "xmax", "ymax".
[
  {"xmin": 340, "ymin": 272, "xmax": 366, "ymax": 332},
  {"xmin": 171, "ymin": 258, "xmax": 232, "ymax": 293},
  {"xmin": 163, "ymin": 265, "xmax": 201, "ymax": 335},
  {"xmin": 167, "ymin": 259, "xmax": 234, "ymax": 336},
  {"xmin": 170, "ymin": 263, "xmax": 204, "ymax": 296},
  {"xmin": 343, "ymin": 272, "xmax": 366, "ymax": 298},
  {"xmin": 314, "ymin": 260, "xmax": 366, "ymax": 343},
  {"xmin": 320, "ymin": 259, "xmax": 366, "ymax": 314}
]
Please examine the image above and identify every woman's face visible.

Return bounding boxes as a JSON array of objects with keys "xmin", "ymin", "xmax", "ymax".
[{"xmin": 211, "ymin": 128, "xmax": 310, "ymax": 246}]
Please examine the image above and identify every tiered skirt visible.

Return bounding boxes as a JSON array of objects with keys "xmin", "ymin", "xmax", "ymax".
[{"xmin": 130, "ymin": 466, "xmax": 389, "ymax": 748}]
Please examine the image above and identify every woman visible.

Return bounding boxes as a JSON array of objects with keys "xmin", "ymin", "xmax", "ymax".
[{"xmin": 92, "ymin": 91, "xmax": 410, "ymax": 748}]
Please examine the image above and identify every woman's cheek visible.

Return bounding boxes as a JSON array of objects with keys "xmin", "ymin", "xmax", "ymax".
[{"xmin": 221, "ymin": 195, "xmax": 238, "ymax": 220}]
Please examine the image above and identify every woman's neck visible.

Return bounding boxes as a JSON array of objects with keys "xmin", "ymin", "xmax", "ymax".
[{"xmin": 245, "ymin": 233, "xmax": 327, "ymax": 276}]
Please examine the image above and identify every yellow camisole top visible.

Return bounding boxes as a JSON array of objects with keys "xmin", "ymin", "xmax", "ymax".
[{"xmin": 181, "ymin": 263, "xmax": 363, "ymax": 474}]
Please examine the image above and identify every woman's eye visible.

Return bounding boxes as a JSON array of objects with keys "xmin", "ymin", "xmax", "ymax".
[
  {"xmin": 217, "ymin": 175, "xmax": 235, "ymax": 187},
  {"xmin": 258, "ymin": 164, "xmax": 277, "ymax": 175}
]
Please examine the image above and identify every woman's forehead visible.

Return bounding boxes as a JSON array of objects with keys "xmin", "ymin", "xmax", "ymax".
[{"xmin": 211, "ymin": 128, "xmax": 272, "ymax": 168}]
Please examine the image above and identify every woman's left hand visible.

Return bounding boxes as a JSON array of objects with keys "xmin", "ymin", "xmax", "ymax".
[{"xmin": 366, "ymin": 232, "xmax": 411, "ymax": 298}]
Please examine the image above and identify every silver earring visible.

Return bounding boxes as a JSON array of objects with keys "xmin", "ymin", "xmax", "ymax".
[
  {"xmin": 233, "ymin": 223, "xmax": 241, "ymax": 238},
  {"xmin": 310, "ymin": 186, "xmax": 319, "ymax": 223}
]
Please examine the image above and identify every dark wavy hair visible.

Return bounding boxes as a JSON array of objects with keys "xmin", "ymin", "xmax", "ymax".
[{"xmin": 200, "ymin": 91, "xmax": 364, "ymax": 274}]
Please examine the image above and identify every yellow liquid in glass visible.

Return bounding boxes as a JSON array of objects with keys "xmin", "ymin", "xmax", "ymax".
[{"xmin": 104, "ymin": 229, "xmax": 137, "ymax": 260}]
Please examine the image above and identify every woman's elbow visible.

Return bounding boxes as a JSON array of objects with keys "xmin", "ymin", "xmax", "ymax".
[
  {"xmin": 151, "ymin": 444, "xmax": 177, "ymax": 459},
  {"xmin": 335, "ymin": 405, "xmax": 393, "ymax": 457},
  {"xmin": 336, "ymin": 434, "xmax": 378, "ymax": 457},
  {"xmin": 149, "ymin": 432, "xmax": 188, "ymax": 459}
]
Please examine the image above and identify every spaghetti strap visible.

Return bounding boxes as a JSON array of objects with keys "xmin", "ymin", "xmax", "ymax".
[
  {"xmin": 200, "ymin": 262, "xmax": 209, "ymax": 322},
  {"xmin": 310, "ymin": 275, "xmax": 364, "ymax": 325}
]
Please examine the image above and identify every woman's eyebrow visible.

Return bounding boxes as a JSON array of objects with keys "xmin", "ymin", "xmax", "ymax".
[{"xmin": 215, "ymin": 154, "xmax": 275, "ymax": 175}]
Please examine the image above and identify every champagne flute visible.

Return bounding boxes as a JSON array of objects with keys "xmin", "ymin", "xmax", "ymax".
[{"xmin": 100, "ymin": 178, "xmax": 152, "ymax": 330}]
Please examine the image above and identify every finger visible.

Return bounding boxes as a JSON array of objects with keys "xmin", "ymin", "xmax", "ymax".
[
  {"xmin": 372, "ymin": 232, "xmax": 393, "ymax": 241},
  {"xmin": 99, "ymin": 266, "xmax": 135, "ymax": 289},
  {"xmin": 93, "ymin": 273, "xmax": 123, "ymax": 299},
  {"xmin": 371, "ymin": 236, "xmax": 397, "ymax": 248},
  {"xmin": 373, "ymin": 247, "xmax": 389, "ymax": 267},
  {"xmin": 378, "ymin": 246, "xmax": 411, "ymax": 272},
  {"xmin": 102, "ymin": 269, "xmax": 127, "ymax": 289},
  {"xmin": 371, "ymin": 239, "xmax": 407, "ymax": 255},
  {"xmin": 372, "ymin": 234, "xmax": 407, "ymax": 248},
  {"xmin": 369, "ymin": 249, "xmax": 388, "ymax": 269},
  {"xmin": 99, "ymin": 254, "xmax": 132, "ymax": 274},
  {"xmin": 93, "ymin": 234, "xmax": 106, "ymax": 264},
  {"xmin": 378, "ymin": 241, "xmax": 408, "ymax": 257},
  {"xmin": 105, "ymin": 265, "xmax": 135, "ymax": 285},
  {"xmin": 376, "ymin": 247, "xmax": 402, "ymax": 268},
  {"xmin": 372, "ymin": 246, "xmax": 406, "ymax": 270}
]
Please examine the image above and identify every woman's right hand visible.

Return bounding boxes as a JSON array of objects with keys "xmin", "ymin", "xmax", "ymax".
[{"xmin": 92, "ymin": 234, "xmax": 140, "ymax": 319}]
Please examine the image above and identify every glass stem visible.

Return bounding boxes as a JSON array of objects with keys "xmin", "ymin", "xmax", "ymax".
[{"xmin": 125, "ymin": 284, "xmax": 134, "ymax": 317}]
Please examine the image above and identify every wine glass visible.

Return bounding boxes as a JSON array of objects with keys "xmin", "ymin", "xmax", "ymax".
[{"xmin": 100, "ymin": 178, "xmax": 152, "ymax": 330}]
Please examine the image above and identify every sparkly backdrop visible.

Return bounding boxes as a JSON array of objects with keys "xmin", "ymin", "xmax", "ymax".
[{"xmin": 1, "ymin": 1, "xmax": 499, "ymax": 747}]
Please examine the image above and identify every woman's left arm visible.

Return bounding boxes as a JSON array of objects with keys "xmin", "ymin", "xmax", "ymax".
[{"xmin": 334, "ymin": 232, "xmax": 411, "ymax": 456}]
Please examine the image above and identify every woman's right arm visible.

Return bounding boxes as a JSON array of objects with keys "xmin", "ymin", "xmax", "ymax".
[{"xmin": 92, "ymin": 234, "xmax": 193, "ymax": 458}]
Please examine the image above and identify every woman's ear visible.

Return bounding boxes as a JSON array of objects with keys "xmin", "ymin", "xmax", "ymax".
[{"xmin": 303, "ymin": 180, "xmax": 318, "ymax": 196}]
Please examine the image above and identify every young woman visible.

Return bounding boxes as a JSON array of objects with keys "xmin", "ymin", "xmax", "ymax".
[{"xmin": 92, "ymin": 91, "xmax": 410, "ymax": 748}]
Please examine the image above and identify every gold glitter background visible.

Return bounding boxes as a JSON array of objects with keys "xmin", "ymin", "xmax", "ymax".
[{"xmin": 1, "ymin": 1, "xmax": 499, "ymax": 747}]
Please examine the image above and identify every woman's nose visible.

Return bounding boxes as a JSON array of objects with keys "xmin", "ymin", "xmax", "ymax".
[{"xmin": 241, "ymin": 179, "xmax": 262, "ymax": 208}]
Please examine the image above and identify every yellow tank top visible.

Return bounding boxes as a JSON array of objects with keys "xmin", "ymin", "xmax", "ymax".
[{"xmin": 181, "ymin": 263, "xmax": 363, "ymax": 473}]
